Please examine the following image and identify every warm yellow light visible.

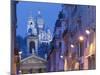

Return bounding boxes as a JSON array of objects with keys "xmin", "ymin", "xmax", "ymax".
[
  {"xmin": 79, "ymin": 36, "xmax": 84, "ymax": 41},
  {"xmin": 89, "ymin": 43, "xmax": 95, "ymax": 56},
  {"xmin": 64, "ymin": 58, "xmax": 67, "ymax": 71},
  {"xmin": 85, "ymin": 30, "xmax": 90, "ymax": 35}
]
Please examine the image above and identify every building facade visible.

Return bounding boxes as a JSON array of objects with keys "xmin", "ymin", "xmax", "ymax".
[{"xmin": 47, "ymin": 4, "xmax": 96, "ymax": 71}]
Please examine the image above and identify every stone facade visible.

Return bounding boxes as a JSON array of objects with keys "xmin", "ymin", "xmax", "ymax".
[{"xmin": 47, "ymin": 4, "xmax": 96, "ymax": 71}]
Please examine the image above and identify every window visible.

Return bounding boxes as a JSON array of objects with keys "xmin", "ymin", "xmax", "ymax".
[
  {"xmin": 29, "ymin": 41, "xmax": 35, "ymax": 54},
  {"xmin": 59, "ymin": 42, "xmax": 62, "ymax": 48}
]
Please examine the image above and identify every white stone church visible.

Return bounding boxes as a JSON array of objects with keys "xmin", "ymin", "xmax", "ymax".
[{"xmin": 20, "ymin": 10, "xmax": 52, "ymax": 74}]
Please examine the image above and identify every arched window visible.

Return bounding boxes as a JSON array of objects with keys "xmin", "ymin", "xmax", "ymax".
[{"xmin": 29, "ymin": 41, "xmax": 35, "ymax": 54}]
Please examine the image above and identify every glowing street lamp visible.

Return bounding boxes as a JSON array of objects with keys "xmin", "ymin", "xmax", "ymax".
[
  {"xmin": 19, "ymin": 51, "xmax": 22, "ymax": 61},
  {"xmin": 78, "ymin": 36, "xmax": 84, "ymax": 60},
  {"xmin": 19, "ymin": 51, "xmax": 22, "ymax": 55},
  {"xmin": 85, "ymin": 29, "xmax": 91, "ymax": 48},
  {"xmin": 79, "ymin": 36, "xmax": 84, "ymax": 41},
  {"xmin": 85, "ymin": 29, "xmax": 90, "ymax": 35},
  {"xmin": 19, "ymin": 51, "xmax": 22, "ymax": 74},
  {"xmin": 19, "ymin": 70, "xmax": 22, "ymax": 74},
  {"xmin": 70, "ymin": 44, "xmax": 74, "ymax": 48},
  {"xmin": 84, "ymin": 29, "xmax": 91, "ymax": 69},
  {"xmin": 60, "ymin": 55, "xmax": 63, "ymax": 59}
]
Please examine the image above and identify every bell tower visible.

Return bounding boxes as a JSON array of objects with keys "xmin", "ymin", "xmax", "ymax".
[
  {"xmin": 27, "ymin": 15, "xmax": 37, "ymax": 36},
  {"xmin": 36, "ymin": 10, "xmax": 44, "ymax": 33},
  {"xmin": 27, "ymin": 15, "xmax": 38, "ymax": 55}
]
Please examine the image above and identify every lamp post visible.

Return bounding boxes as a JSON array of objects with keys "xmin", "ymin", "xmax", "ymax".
[
  {"xmin": 78, "ymin": 35, "xmax": 84, "ymax": 70},
  {"xmin": 78, "ymin": 36, "xmax": 84, "ymax": 57},
  {"xmin": 85, "ymin": 29, "xmax": 90, "ymax": 52},
  {"xmin": 85, "ymin": 29, "xmax": 90, "ymax": 55},
  {"xmin": 79, "ymin": 36, "xmax": 84, "ymax": 41},
  {"xmin": 19, "ymin": 51, "xmax": 22, "ymax": 74},
  {"xmin": 84, "ymin": 29, "xmax": 90, "ymax": 69},
  {"xmin": 70, "ymin": 44, "xmax": 74, "ymax": 58},
  {"xmin": 85, "ymin": 29, "xmax": 90, "ymax": 51}
]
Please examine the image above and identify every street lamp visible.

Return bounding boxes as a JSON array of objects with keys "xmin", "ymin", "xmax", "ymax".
[
  {"xmin": 18, "ymin": 51, "xmax": 22, "ymax": 74},
  {"xmin": 19, "ymin": 70, "xmax": 22, "ymax": 74},
  {"xmin": 70, "ymin": 44, "xmax": 74, "ymax": 48},
  {"xmin": 79, "ymin": 36, "xmax": 84, "ymax": 41},
  {"xmin": 84, "ymin": 29, "xmax": 90, "ymax": 69},
  {"xmin": 60, "ymin": 55, "xmax": 63, "ymax": 59},
  {"xmin": 19, "ymin": 51, "xmax": 22, "ymax": 62},
  {"xmin": 85, "ymin": 29, "xmax": 90, "ymax": 48},
  {"xmin": 78, "ymin": 35, "xmax": 84, "ymax": 70},
  {"xmin": 85, "ymin": 29, "xmax": 90, "ymax": 35},
  {"xmin": 78, "ymin": 36, "xmax": 84, "ymax": 57},
  {"xmin": 19, "ymin": 51, "xmax": 22, "ymax": 55}
]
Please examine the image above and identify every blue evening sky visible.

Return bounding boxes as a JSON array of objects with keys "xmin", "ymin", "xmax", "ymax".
[{"xmin": 16, "ymin": 1, "xmax": 62, "ymax": 38}]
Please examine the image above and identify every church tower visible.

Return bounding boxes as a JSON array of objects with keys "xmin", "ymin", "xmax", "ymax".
[
  {"xmin": 26, "ymin": 10, "xmax": 52, "ymax": 56},
  {"xmin": 27, "ymin": 15, "xmax": 38, "ymax": 55},
  {"xmin": 36, "ymin": 10, "xmax": 44, "ymax": 33},
  {"xmin": 36, "ymin": 10, "xmax": 46, "ymax": 43}
]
